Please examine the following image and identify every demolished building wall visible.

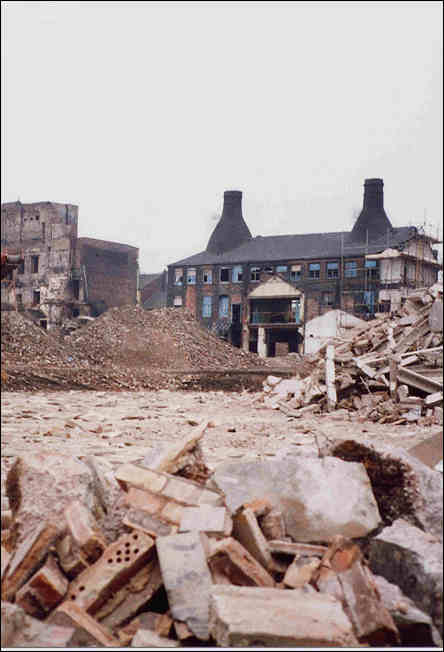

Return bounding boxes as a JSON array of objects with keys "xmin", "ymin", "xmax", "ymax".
[{"xmin": 1, "ymin": 201, "xmax": 139, "ymax": 327}]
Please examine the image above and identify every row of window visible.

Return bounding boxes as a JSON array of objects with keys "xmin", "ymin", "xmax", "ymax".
[
  {"xmin": 173, "ymin": 294, "xmax": 233, "ymax": 319},
  {"xmin": 174, "ymin": 260, "xmax": 379, "ymax": 285}
]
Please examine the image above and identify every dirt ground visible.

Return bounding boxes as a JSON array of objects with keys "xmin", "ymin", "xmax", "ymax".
[{"xmin": 2, "ymin": 388, "xmax": 440, "ymax": 490}]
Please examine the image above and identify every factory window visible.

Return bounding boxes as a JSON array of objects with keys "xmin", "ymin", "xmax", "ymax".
[
  {"xmin": 173, "ymin": 296, "xmax": 183, "ymax": 307},
  {"xmin": 33, "ymin": 290, "xmax": 40, "ymax": 305},
  {"xmin": 219, "ymin": 295, "xmax": 229, "ymax": 317},
  {"xmin": 290, "ymin": 264, "xmax": 302, "ymax": 281},
  {"xmin": 174, "ymin": 268, "xmax": 183, "ymax": 286},
  {"xmin": 264, "ymin": 265, "xmax": 273, "ymax": 274},
  {"xmin": 31, "ymin": 255, "xmax": 39, "ymax": 274},
  {"xmin": 202, "ymin": 295, "xmax": 212, "ymax": 318},
  {"xmin": 232, "ymin": 266, "xmax": 243, "ymax": 283},
  {"xmin": 327, "ymin": 262, "xmax": 339, "ymax": 279},
  {"xmin": 365, "ymin": 260, "xmax": 379, "ymax": 279},
  {"xmin": 323, "ymin": 292, "xmax": 334, "ymax": 306},
  {"xmin": 187, "ymin": 268, "xmax": 196, "ymax": 284},
  {"xmin": 250, "ymin": 266, "xmax": 261, "ymax": 282},
  {"xmin": 203, "ymin": 269, "xmax": 212, "ymax": 284},
  {"xmin": 276, "ymin": 265, "xmax": 288, "ymax": 273},
  {"xmin": 345, "ymin": 261, "xmax": 358, "ymax": 278},
  {"xmin": 220, "ymin": 268, "xmax": 230, "ymax": 283},
  {"xmin": 309, "ymin": 263, "xmax": 320, "ymax": 279},
  {"xmin": 18, "ymin": 260, "xmax": 25, "ymax": 275}
]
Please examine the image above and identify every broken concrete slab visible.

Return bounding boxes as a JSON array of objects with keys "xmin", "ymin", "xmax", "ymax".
[
  {"xmin": 373, "ymin": 574, "xmax": 443, "ymax": 648},
  {"xmin": 369, "ymin": 518, "xmax": 443, "ymax": 636},
  {"xmin": 209, "ymin": 585, "xmax": 359, "ymax": 647},
  {"xmin": 6, "ymin": 453, "xmax": 97, "ymax": 545},
  {"xmin": 211, "ymin": 457, "xmax": 381, "ymax": 542},
  {"xmin": 156, "ymin": 531, "xmax": 212, "ymax": 641}
]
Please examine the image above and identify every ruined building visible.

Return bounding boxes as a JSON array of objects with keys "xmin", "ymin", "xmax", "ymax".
[
  {"xmin": 1, "ymin": 201, "xmax": 139, "ymax": 328},
  {"xmin": 167, "ymin": 179, "xmax": 441, "ymax": 356}
]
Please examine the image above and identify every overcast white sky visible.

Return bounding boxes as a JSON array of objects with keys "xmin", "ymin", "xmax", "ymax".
[{"xmin": 2, "ymin": 1, "xmax": 442, "ymax": 272}]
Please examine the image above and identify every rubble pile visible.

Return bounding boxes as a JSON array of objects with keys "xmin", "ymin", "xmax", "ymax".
[
  {"xmin": 2, "ymin": 307, "xmax": 269, "ymax": 391},
  {"xmin": 263, "ymin": 283, "xmax": 443, "ymax": 426},
  {"xmin": 2, "ymin": 425, "xmax": 442, "ymax": 648}
]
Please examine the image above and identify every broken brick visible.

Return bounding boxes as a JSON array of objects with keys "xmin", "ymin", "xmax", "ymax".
[
  {"xmin": 233, "ymin": 507, "xmax": 273, "ymax": 570},
  {"xmin": 49, "ymin": 601, "xmax": 120, "ymax": 647},
  {"xmin": 1, "ymin": 522, "xmax": 58, "ymax": 602},
  {"xmin": 283, "ymin": 556, "xmax": 320, "ymax": 589},
  {"xmin": 259, "ymin": 508, "xmax": 286, "ymax": 540},
  {"xmin": 65, "ymin": 530, "xmax": 155, "ymax": 614},
  {"xmin": 208, "ymin": 537, "xmax": 275, "ymax": 588},
  {"xmin": 16, "ymin": 553, "xmax": 68, "ymax": 617},
  {"xmin": 64, "ymin": 500, "xmax": 106, "ymax": 564},
  {"xmin": 55, "ymin": 534, "xmax": 89, "ymax": 580},
  {"xmin": 179, "ymin": 504, "xmax": 232, "ymax": 537},
  {"xmin": 123, "ymin": 507, "xmax": 176, "ymax": 538}
]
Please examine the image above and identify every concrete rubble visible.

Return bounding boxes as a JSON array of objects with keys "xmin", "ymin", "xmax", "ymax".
[
  {"xmin": 262, "ymin": 282, "xmax": 443, "ymax": 428},
  {"xmin": 2, "ymin": 424, "xmax": 443, "ymax": 648}
]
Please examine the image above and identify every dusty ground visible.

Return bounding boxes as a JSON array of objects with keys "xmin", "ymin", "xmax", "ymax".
[{"xmin": 2, "ymin": 389, "xmax": 439, "ymax": 488}]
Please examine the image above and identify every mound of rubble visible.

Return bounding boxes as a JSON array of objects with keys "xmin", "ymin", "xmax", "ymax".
[
  {"xmin": 1, "ymin": 424, "xmax": 442, "ymax": 647},
  {"xmin": 2, "ymin": 307, "xmax": 270, "ymax": 392},
  {"xmin": 262, "ymin": 283, "xmax": 443, "ymax": 427}
]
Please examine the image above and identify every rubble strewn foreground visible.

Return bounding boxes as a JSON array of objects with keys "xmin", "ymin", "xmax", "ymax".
[
  {"xmin": 1, "ymin": 424, "xmax": 442, "ymax": 648},
  {"xmin": 262, "ymin": 283, "xmax": 443, "ymax": 427}
]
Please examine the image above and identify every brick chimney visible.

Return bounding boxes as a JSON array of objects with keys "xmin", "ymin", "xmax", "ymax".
[
  {"xmin": 350, "ymin": 178, "xmax": 393, "ymax": 242},
  {"xmin": 206, "ymin": 190, "xmax": 252, "ymax": 255}
]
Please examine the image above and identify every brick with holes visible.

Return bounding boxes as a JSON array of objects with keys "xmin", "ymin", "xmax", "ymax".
[{"xmin": 63, "ymin": 530, "xmax": 155, "ymax": 615}]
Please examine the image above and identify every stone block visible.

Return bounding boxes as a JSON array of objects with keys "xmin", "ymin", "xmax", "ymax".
[
  {"xmin": 208, "ymin": 537, "xmax": 275, "ymax": 587},
  {"xmin": 131, "ymin": 629, "xmax": 180, "ymax": 647},
  {"xmin": 179, "ymin": 504, "xmax": 232, "ymax": 537},
  {"xmin": 2, "ymin": 522, "xmax": 58, "ymax": 601},
  {"xmin": 66, "ymin": 530, "xmax": 155, "ymax": 614},
  {"xmin": 233, "ymin": 508, "xmax": 273, "ymax": 570},
  {"xmin": 50, "ymin": 601, "xmax": 120, "ymax": 647},
  {"xmin": 6, "ymin": 454, "xmax": 95, "ymax": 546},
  {"xmin": 64, "ymin": 500, "xmax": 106, "ymax": 564},
  {"xmin": 212, "ymin": 457, "xmax": 381, "ymax": 542},
  {"xmin": 209, "ymin": 585, "xmax": 358, "ymax": 647},
  {"xmin": 16, "ymin": 553, "xmax": 68, "ymax": 617},
  {"xmin": 369, "ymin": 519, "xmax": 443, "ymax": 636},
  {"xmin": 100, "ymin": 559, "xmax": 163, "ymax": 630},
  {"xmin": 156, "ymin": 531, "xmax": 213, "ymax": 640},
  {"xmin": 374, "ymin": 574, "xmax": 442, "ymax": 647}
]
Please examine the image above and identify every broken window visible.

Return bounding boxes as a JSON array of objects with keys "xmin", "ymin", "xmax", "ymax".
[
  {"xmin": 291, "ymin": 298, "xmax": 301, "ymax": 322},
  {"xmin": 323, "ymin": 292, "xmax": 334, "ymax": 306},
  {"xmin": 203, "ymin": 269, "xmax": 212, "ymax": 284},
  {"xmin": 219, "ymin": 295, "xmax": 229, "ymax": 318},
  {"xmin": 276, "ymin": 265, "xmax": 288, "ymax": 273},
  {"xmin": 40, "ymin": 319, "xmax": 47, "ymax": 330},
  {"xmin": 31, "ymin": 255, "xmax": 39, "ymax": 274},
  {"xmin": 202, "ymin": 295, "xmax": 212, "ymax": 318},
  {"xmin": 220, "ymin": 268, "xmax": 230, "ymax": 283},
  {"xmin": 33, "ymin": 290, "xmax": 40, "ymax": 305},
  {"xmin": 18, "ymin": 259, "xmax": 25, "ymax": 275},
  {"xmin": 309, "ymin": 263, "xmax": 320, "ymax": 279},
  {"xmin": 264, "ymin": 265, "xmax": 273, "ymax": 274},
  {"xmin": 174, "ymin": 268, "xmax": 183, "ymax": 286},
  {"xmin": 72, "ymin": 279, "xmax": 80, "ymax": 300},
  {"xmin": 232, "ymin": 303, "xmax": 241, "ymax": 323},
  {"xmin": 365, "ymin": 260, "xmax": 379, "ymax": 280},
  {"xmin": 378, "ymin": 299, "xmax": 391, "ymax": 313},
  {"xmin": 232, "ymin": 266, "xmax": 243, "ymax": 283},
  {"xmin": 345, "ymin": 261, "xmax": 358, "ymax": 278},
  {"xmin": 187, "ymin": 268, "xmax": 196, "ymax": 284},
  {"xmin": 290, "ymin": 264, "xmax": 302, "ymax": 281},
  {"xmin": 173, "ymin": 296, "xmax": 183, "ymax": 307},
  {"xmin": 250, "ymin": 266, "xmax": 261, "ymax": 282},
  {"xmin": 327, "ymin": 262, "xmax": 339, "ymax": 279}
]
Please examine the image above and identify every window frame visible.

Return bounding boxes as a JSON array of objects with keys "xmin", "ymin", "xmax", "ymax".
[
  {"xmin": 344, "ymin": 261, "xmax": 358, "ymax": 278},
  {"xmin": 232, "ymin": 265, "xmax": 243, "ymax": 283},
  {"xmin": 327, "ymin": 262, "xmax": 339, "ymax": 279},
  {"xmin": 173, "ymin": 295, "xmax": 183, "ymax": 307},
  {"xmin": 220, "ymin": 267, "xmax": 230, "ymax": 283},
  {"xmin": 202, "ymin": 268, "xmax": 213, "ymax": 284},
  {"xmin": 174, "ymin": 268, "xmax": 183, "ymax": 286},
  {"xmin": 218, "ymin": 294, "xmax": 229, "ymax": 318},
  {"xmin": 250, "ymin": 266, "xmax": 261, "ymax": 282},
  {"xmin": 186, "ymin": 268, "xmax": 196, "ymax": 285},
  {"xmin": 202, "ymin": 295, "xmax": 212, "ymax": 318},
  {"xmin": 309, "ymin": 262, "xmax": 321, "ymax": 279},
  {"xmin": 31, "ymin": 255, "xmax": 39, "ymax": 274}
]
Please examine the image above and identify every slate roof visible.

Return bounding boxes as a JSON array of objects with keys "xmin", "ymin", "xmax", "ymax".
[{"xmin": 170, "ymin": 225, "xmax": 416, "ymax": 267}]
